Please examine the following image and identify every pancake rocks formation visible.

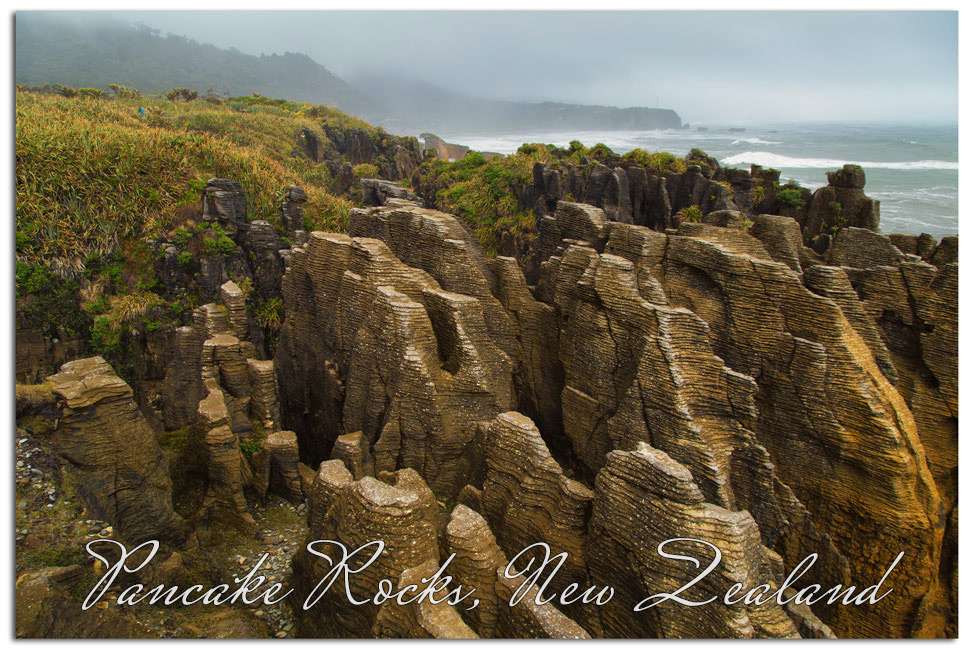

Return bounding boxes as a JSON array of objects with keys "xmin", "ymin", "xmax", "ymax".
[
  {"xmin": 17, "ymin": 163, "xmax": 956, "ymax": 638},
  {"xmin": 272, "ymin": 193, "xmax": 955, "ymax": 638}
]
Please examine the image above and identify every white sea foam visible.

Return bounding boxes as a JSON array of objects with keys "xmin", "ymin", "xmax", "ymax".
[
  {"xmin": 730, "ymin": 138, "xmax": 781, "ymax": 145},
  {"xmin": 720, "ymin": 151, "xmax": 958, "ymax": 171}
]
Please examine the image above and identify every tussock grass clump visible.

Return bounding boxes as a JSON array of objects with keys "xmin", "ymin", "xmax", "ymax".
[
  {"xmin": 16, "ymin": 89, "xmax": 353, "ymax": 276},
  {"xmin": 420, "ymin": 149, "xmax": 543, "ymax": 255}
]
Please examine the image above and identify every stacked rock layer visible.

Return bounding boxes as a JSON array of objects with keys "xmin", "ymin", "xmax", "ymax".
[{"xmin": 276, "ymin": 200, "xmax": 956, "ymax": 638}]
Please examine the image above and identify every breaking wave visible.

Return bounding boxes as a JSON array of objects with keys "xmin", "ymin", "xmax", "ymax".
[{"xmin": 720, "ymin": 151, "xmax": 958, "ymax": 170}]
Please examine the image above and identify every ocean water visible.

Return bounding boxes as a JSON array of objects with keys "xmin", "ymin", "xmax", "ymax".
[{"xmin": 435, "ymin": 123, "xmax": 958, "ymax": 239}]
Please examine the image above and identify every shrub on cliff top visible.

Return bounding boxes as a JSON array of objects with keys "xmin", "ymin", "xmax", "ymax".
[
  {"xmin": 776, "ymin": 187, "xmax": 805, "ymax": 208},
  {"xmin": 352, "ymin": 163, "xmax": 379, "ymax": 178},
  {"xmin": 621, "ymin": 148, "xmax": 687, "ymax": 175}
]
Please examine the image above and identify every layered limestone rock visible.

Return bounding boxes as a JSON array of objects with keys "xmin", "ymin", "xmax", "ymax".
[
  {"xmin": 839, "ymin": 249, "xmax": 958, "ymax": 635},
  {"xmin": 289, "ymin": 466, "xmax": 441, "ymax": 637},
  {"xmin": 493, "ymin": 570, "xmax": 591, "ymax": 639},
  {"xmin": 442, "ymin": 504, "xmax": 508, "ymax": 637},
  {"xmin": 527, "ymin": 159, "xmax": 734, "ymax": 231},
  {"xmin": 194, "ymin": 384, "xmax": 256, "ymax": 535},
  {"xmin": 47, "ymin": 357, "xmax": 189, "ymax": 546},
  {"xmin": 653, "ymin": 221, "xmax": 944, "ymax": 638},
  {"xmin": 486, "ymin": 256, "xmax": 565, "ymax": 452},
  {"xmin": 330, "ymin": 430, "xmax": 374, "ymax": 480},
  {"xmin": 360, "ymin": 178, "xmax": 423, "ymax": 207},
  {"xmin": 275, "ymin": 218, "xmax": 514, "ymax": 497},
  {"xmin": 246, "ymin": 358, "xmax": 281, "ymax": 432},
  {"xmin": 587, "ymin": 444, "xmax": 799, "ymax": 638},
  {"xmin": 276, "ymin": 198, "xmax": 954, "ymax": 638},
  {"xmin": 480, "ymin": 412, "xmax": 595, "ymax": 632},
  {"xmin": 281, "ymin": 185, "xmax": 308, "ymax": 234},
  {"xmin": 202, "ymin": 178, "xmax": 248, "ymax": 234},
  {"xmin": 252, "ymin": 430, "xmax": 303, "ymax": 505},
  {"xmin": 371, "ymin": 559, "xmax": 479, "ymax": 638},
  {"xmin": 802, "ymin": 164, "xmax": 880, "ymax": 240}
]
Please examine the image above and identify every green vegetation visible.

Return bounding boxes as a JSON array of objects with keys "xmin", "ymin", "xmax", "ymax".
[
  {"xmin": 676, "ymin": 205, "xmax": 704, "ymax": 223},
  {"xmin": 15, "ymin": 262, "xmax": 89, "ymax": 339},
  {"xmin": 419, "ymin": 150, "xmax": 541, "ymax": 254},
  {"xmin": 621, "ymin": 148, "xmax": 687, "ymax": 174},
  {"xmin": 352, "ymin": 163, "xmax": 379, "ymax": 178},
  {"xmin": 417, "ymin": 140, "xmax": 716, "ymax": 253},
  {"xmin": 16, "ymin": 87, "xmax": 353, "ymax": 275},
  {"xmin": 239, "ymin": 436, "xmax": 262, "ymax": 460},
  {"xmin": 202, "ymin": 235, "xmax": 237, "ymax": 257},
  {"xmin": 255, "ymin": 297, "xmax": 283, "ymax": 332},
  {"xmin": 752, "ymin": 185, "xmax": 765, "ymax": 207},
  {"xmin": 166, "ymin": 87, "xmax": 199, "ymax": 102},
  {"xmin": 776, "ymin": 187, "xmax": 805, "ymax": 209},
  {"xmin": 158, "ymin": 425, "xmax": 192, "ymax": 453}
]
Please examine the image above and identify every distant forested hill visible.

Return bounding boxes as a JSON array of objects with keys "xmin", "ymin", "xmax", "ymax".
[
  {"xmin": 352, "ymin": 73, "xmax": 684, "ymax": 133},
  {"xmin": 15, "ymin": 13, "xmax": 384, "ymax": 119}
]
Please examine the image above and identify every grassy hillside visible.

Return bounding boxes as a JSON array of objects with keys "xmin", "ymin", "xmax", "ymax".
[
  {"xmin": 15, "ymin": 13, "xmax": 384, "ymax": 119},
  {"xmin": 16, "ymin": 89, "xmax": 362, "ymax": 275}
]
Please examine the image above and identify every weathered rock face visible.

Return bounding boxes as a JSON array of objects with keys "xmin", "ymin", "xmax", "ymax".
[
  {"xmin": 480, "ymin": 412, "xmax": 596, "ymax": 632},
  {"xmin": 839, "ymin": 251, "xmax": 958, "ymax": 635},
  {"xmin": 47, "ymin": 357, "xmax": 189, "ymax": 546},
  {"xmin": 372, "ymin": 559, "xmax": 479, "ymax": 638},
  {"xmin": 802, "ymin": 164, "xmax": 880, "ymax": 240},
  {"xmin": 526, "ymin": 160, "xmax": 734, "ymax": 232},
  {"xmin": 253, "ymin": 430, "xmax": 303, "ymax": 505},
  {"xmin": 277, "ymin": 201, "xmax": 955, "ymax": 638},
  {"xmin": 360, "ymin": 178, "xmax": 423, "ymax": 207},
  {"xmin": 15, "ymin": 312, "xmax": 84, "ymax": 384},
  {"xmin": 289, "ymin": 464, "xmax": 441, "ymax": 637},
  {"xmin": 322, "ymin": 125, "xmax": 423, "ymax": 181},
  {"xmin": 193, "ymin": 383, "xmax": 256, "ymax": 535},
  {"xmin": 588, "ymin": 444, "xmax": 798, "ymax": 638},
  {"xmin": 275, "ymin": 207, "xmax": 517, "ymax": 497},
  {"xmin": 420, "ymin": 133, "xmax": 470, "ymax": 161},
  {"xmin": 442, "ymin": 504, "xmax": 508, "ymax": 637},
  {"xmin": 648, "ymin": 222, "xmax": 943, "ymax": 638}
]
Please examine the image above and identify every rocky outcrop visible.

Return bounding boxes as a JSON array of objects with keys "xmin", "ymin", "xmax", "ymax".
[
  {"xmin": 588, "ymin": 444, "xmax": 798, "ymax": 638},
  {"xmin": 420, "ymin": 133, "xmax": 470, "ymax": 161},
  {"xmin": 322, "ymin": 125, "xmax": 423, "ymax": 182},
  {"xmin": 802, "ymin": 164, "xmax": 880, "ymax": 239},
  {"xmin": 360, "ymin": 178, "xmax": 423, "ymax": 207},
  {"xmin": 275, "ymin": 207, "xmax": 516, "ymax": 496},
  {"xmin": 480, "ymin": 412, "xmax": 595, "ymax": 631},
  {"xmin": 194, "ymin": 383, "xmax": 256, "ymax": 535},
  {"xmin": 23, "ymin": 154, "xmax": 953, "ymax": 639},
  {"xmin": 647, "ymin": 222, "xmax": 943, "ymax": 637},
  {"xmin": 289, "ymin": 465, "xmax": 441, "ymax": 637},
  {"xmin": 276, "ymin": 199, "xmax": 954, "ymax": 638},
  {"xmin": 839, "ymin": 252, "xmax": 958, "ymax": 635},
  {"xmin": 47, "ymin": 357, "xmax": 189, "ymax": 546},
  {"xmin": 442, "ymin": 504, "xmax": 508, "ymax": 637},
  {"xmin": 493, "ymin": 569, "xmax": 591, "ymax": 639},
  {"xmin": 372, "ymin": 559, "xmax": 478, "ymax": 638},
  {"xmin": 253, "ymin": 430, "xmax": 303, "ymax": 505}
]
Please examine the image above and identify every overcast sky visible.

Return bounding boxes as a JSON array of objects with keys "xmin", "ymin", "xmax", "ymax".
[{"xmin": 102, "ymin": 11, "xmax": 957, "ymax": 124}]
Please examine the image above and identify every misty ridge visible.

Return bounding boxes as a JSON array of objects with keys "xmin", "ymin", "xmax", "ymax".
[{"xmin": 14, "ymin": 12, "xmax": 682, "ymax": 134}]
